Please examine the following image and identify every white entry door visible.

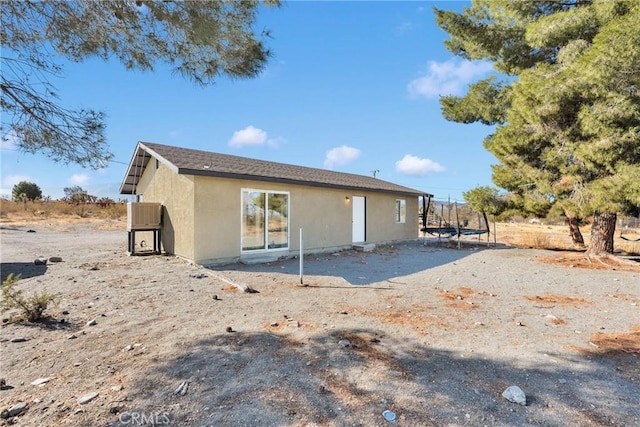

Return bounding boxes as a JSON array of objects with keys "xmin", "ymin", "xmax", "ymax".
[{"xmin": 352, "ymin": 196, "xmax": 365, "ymax": 243}]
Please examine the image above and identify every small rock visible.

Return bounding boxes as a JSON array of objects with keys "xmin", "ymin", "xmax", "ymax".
[
  {"xmin": 382, "ymin": 409, "xmax": 397, "ymax": 423},
  {"xmin": 502, "ymin": 385, "xmax": 527, "ymax": 406},
  {"xmin": 86, "ymin": 319, "xmax": 97, "ymax": 327},
  {"xmin": 111, "ymin": 385, "xmax": 124, "ymax": 392},
  {"xmin": 7, "ymin": 402, "xmax": 28, "ymax": 417},
  {"xmin": 338, "ymin": 339, "xmax": 351, "ymax": 347},
  {"xmin": 49, "ymin": 257, "xmax": 63, "ymax": 263},
  {"xmin": 26, "ymin": 229, "xmax": 36, "ymax": 233},
  {"xmin": 212, "ymin": 294, "xmax": 220, "ymax": 300},
  {"xmin": 10, "ymin": 337, "xmax": 27, "ymax": 343},
  {"xmin": 34, "ymin": 258, "xmax": 47, "ymax": 266},
  {"xmin": 62, "ymin": 310, "xmax": 69, "ymax": 315},
  {"xmin": 122, "ymin": 345, "xmax": 133, "ymax": 352},
  {"xmin": 270, "ymin": 322, "xmax": 279, "ymax": 327},
  {"xmin": 225, "ymin": 326, "xmax": 234, "ymax": 333},
  {"xmin": 30, "ymin": 378, "xmax": 50, "ymax": 386},
  {"xmin": 77, "ymin": 392, "xmax": 99, "ymax": 405},
  {"xmin": 174, "ymin": 381, "xmax": 189, "ymax": 396},
  {"xmin": 67, "ymin": 334, "xmax": 77, "ymax": 340}
]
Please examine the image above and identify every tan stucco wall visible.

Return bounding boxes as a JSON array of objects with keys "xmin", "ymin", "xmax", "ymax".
[
  {"xmin": 133, "ymin": 162, "xmax": 420, "ymax": 264},
  {"xmin": 365, "ymin": 193, "xmax": 419, "ymax": 242},
  {"xmin": 188, "ymin": 176, "xmax": 419, "ymax": 264},
  {"xmin": 135, "ymin": 163, "xmax": 196, "ymax": 261}
]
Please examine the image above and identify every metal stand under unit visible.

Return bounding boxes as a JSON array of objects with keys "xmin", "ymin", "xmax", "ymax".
[{"xmin": 126, "ymin": 202, "xmax": 162, "ymax": 255}]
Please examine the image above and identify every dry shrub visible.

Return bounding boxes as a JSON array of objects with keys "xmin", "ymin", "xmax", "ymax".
[
  {"xmin": 1, "ymin": 273, "xmax": 60, "ymax": 322},
  {"xmin": 521, "ymin": 232, "xmax": 551, "ymax": 249},
  {"xmin": 0, "ymin": 200, "xmax": 127, "ymax": 222}
]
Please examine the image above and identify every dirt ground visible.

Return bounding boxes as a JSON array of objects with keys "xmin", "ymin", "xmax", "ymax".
[{"xmin": 0, "ymin": 220, "xmax": 639, "ymax": 427}]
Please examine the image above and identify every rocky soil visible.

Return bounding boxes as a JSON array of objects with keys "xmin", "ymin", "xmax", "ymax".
[{"xmin": 0, "ymin": 221, "xmax": 638, "ymax": 426}]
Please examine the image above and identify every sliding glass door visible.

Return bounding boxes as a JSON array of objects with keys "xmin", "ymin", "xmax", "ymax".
[{"xmin": 242, "ymin": 190, "xmax": 289, "ymax": 252}]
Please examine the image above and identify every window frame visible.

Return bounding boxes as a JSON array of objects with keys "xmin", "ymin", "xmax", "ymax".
[
  {"xmin": 241, "ymin": 189, "xmax": 290, "ymax": 253},
  {"xmin": 395, "ymin": 199, "xmax": 406, "ymax": 223}
]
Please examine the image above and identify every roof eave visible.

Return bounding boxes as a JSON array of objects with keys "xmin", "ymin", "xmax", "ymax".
[{"xmin": 180, "ymin": 168, "xmax": 426, "ymax": 196}]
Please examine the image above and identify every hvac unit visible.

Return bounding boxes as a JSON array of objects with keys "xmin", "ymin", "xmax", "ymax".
[{"xmin": 127, "ymin": 202, "xmax": 162, "ymax": 231}]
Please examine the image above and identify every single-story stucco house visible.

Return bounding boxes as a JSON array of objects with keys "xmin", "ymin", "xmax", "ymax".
[{"xmin": 120, "ymin": 141, "xmax": 430, "ymax": 265}]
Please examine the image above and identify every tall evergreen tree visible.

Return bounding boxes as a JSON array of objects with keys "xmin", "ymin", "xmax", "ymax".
[
  {"xmin": 435, "ymin": 0, "xmax": 640, "ymax": 255},
  {"xmin": 1, "ymin": 1, "xmax": 279, "ymax": 168}
]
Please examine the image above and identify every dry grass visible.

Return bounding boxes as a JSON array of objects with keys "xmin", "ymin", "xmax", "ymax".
[
  {"xmin": 523, "ymin": 294, "xmax": 592, "ymax": 305},
  {"xmin": 495, "ymin": 221, "xmax": 640, "ymax": 255},
  {"xmin": 0, "ymin": 199, "xmax": 127, "ymax": 224},
  {"xmin": 587, "ymin": 325, "xmax": 640, "ymax": 354}
]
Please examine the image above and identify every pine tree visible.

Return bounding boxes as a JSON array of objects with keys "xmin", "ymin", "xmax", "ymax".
[
  {"xmin": 435, "ymin": 0, "xmax": 640, "ymax": 255},
  {"xmin": 1, "ymin": 1, "xmax": 279, "ymax": 168}
]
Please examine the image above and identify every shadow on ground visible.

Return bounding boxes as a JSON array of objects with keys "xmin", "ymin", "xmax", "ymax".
[
  {"xmin": 211, "ymin": 239, "xmax": 509, "ymax": 286},
  {"xmin": 119, "ymin": 328, "xmax": 639, "ymax": 426},
  {"xmin": 1, "ymin": 262, "xmax": 47, "ymax": 282}
]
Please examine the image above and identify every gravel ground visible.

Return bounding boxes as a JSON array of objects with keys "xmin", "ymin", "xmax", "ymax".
[{"xmin": 0, "ymin": 221, "xmax": 638, "ymax": 427}]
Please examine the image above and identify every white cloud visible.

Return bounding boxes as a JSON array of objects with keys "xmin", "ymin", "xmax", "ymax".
[
  {"xmin": 266, "ymin": 136, "xmax": 287, "ymax": 149},
  {"xmin": 69, "ymin": 173, "xmax": 89, "ymax": 185},
  {"xmin": 228, "ymin": 125, "xmax": 285, "ymax": 149},
  {"xmin": 407, "ymin": 58, "xmax": 493, "ymax": 98},
  {"xmin": 395, "ymin": 154, "xmax": 445, "ymax": 176},
  {"xmin": 324, "ymin": 145, "xmax": 361, "ymax": 169},
  {"xmin": 228, "ymin": 125, "xmax": 268, "ymax": 148},
  {"xmin": 1, "ymin": 131, "xmax": 19, "ymax": 151},
  {"xmin": 0, "ymin": 175, "xmax": 31, "ymax": 198}
]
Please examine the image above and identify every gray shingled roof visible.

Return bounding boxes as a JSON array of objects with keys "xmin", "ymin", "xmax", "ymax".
[{"xmin": 120, "ymin": 141, "xmax": 429, "ymax": 196}]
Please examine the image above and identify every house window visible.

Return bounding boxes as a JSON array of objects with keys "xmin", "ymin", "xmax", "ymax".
[
  {"xmin": 395, "ymin": 199, "xmax": 406, "ymax": 223},
  {"xmin": 242, "ymin": 190, "xmax": 289, "ymax": 251}
]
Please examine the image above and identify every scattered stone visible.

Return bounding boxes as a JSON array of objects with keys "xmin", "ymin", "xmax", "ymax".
[
  {"xmin": 62, "ymin": 310, "xmax": 69, "ymax": 315},
  {"xmin": 502, "ymin": 385, "xmax": 527, "ymax": 406},
  {"xmin": 34, "ymin": 258, "xmax": 47, "ymax": 266},
  {"xmin": 10, "ymin": 337, "xmax": 27, "ymax": 343},
  {"xmin": 212, "ymin": 294, "xmax": 220, "ymax": 300},
  {"xmin": 7, "ymin": 402, "xmax": 28, "ymax": 417},
  {"xmin": 338, "ymin": 339, "xmax": 351, "ymax": 347},
  {"xmin": 86, "ymin": 319, "xmax": 97, "ymax": 327},
  {"xmin": 26, "ymin": 229, "xmax": 36, "ymax": 233},
  {"xmin": 382, "ymin": 409, "xmax": 397, "ymax": 423},
  {"xmin": 111, "ymin": 385, "xmax": 124, "ymax": 392},
  {"xmin": 77, "ymin": 392, "xmax": 99, "ymax": 405},
  {"xmin": 67, "ymin": 334, "xmax": 77, "ymax": 340},
  {"xmin": 191, "ymin": 273, "xmax": 206, "ymax": 279},
  {"xmin": 30, "ymin": 378, "xmax": 51, "ymax": 386},
  {"xmin": 49, "ymin": 257, "xmax": 63, "ymax": 263},
  {"xmin": 225, "ymin": 326, "xmax": 234, "ymax": 333},
  {"xmin": 122, "ymin": 345, "xmax": 133, "ymax": 352},
  {"xmin": 338, "ymin": 311, "xmax": 348, "ymax": 315},
  {"xmin": 270, "ymin": 322, "xmax": 279, "ymax": 327},
  {"xmin": 174, "ymin": 381, "xmax": 189, "ymax": 396}
]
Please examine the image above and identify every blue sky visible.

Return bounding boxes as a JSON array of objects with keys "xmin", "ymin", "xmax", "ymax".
[{"xmin": 1, "ymin": 1, "xmax": 498, "ymax": 202}]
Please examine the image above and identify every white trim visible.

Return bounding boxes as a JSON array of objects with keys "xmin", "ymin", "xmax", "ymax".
[{"xmin": 240, "ymin": 188, "xmax": 290, "ymax": 253}]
